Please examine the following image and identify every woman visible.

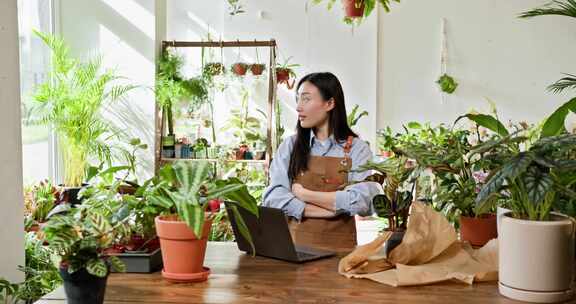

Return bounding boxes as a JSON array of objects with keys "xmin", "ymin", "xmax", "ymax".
[{"xmin": 262, "ymin": 72, "xmax": 381, "ymax": 252}]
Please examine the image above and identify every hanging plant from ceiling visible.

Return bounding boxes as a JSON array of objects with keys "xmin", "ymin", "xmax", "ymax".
[{"xmin": 311, "ymin": 0, "xmax": 400, "ymax": 25}]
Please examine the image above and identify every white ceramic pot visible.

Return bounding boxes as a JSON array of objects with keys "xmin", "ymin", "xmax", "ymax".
[
  {"xmin": 497, "ymin": 206, "xmax": 511, "ymax": 235},
  {"xmin": 499, "ymin": 212, "xmax": 576, "ymax": 303}
]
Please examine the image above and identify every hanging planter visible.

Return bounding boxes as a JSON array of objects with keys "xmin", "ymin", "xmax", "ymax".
[
  {"xmin": 342, "ymin": 0, "xmax": 365, "ymax": 18},
  {"xmin": 250, "ymin": 63, "xmax": 266, "ymax": 76},
  {"xmin": 231, "ymin": 62, "xmax": 248, "ymax": 76},
  {"xmin": 203, "ymin": 62, "xmax": 225, "ymax": 77},
  {"xmin": 437, "ymin": 73, "xmax": 458, "ymax": 94},
  {"xmin": 276, "ymin": 56, "xmax": 299, "ymax": 89}
]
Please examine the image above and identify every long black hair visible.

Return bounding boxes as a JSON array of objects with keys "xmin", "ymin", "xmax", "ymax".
[{"xmin": 288, "ymin": 72, "xmax": 357, "ymax": 182}]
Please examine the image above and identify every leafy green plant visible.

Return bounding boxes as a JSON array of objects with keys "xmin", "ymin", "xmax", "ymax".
[
  {"xmin": 227, "ymin": 0, "xmax": 245, "ymax": 16},
  {"xmin": 276, "ymin": 56, "xmax": 299, "ymax": 78},
  {"xmin": 32, "ymin": 31, "xmax": 136, "ymax": 187},
  {"xmin": 13, "ymin": 233, "xmax": 62, "ymax": 304},
  {"xmin": 144, "ymin": 161, "xmax": 259, "ymax": 251},
  {"xmin": 0, "ymin": 278, "xmax": 19, "ymax": 304},
  {"xmin": 356, "ymin": 157, "xmax": 416, "ymax": 231},
  {"xmin": 347, "ymin": 104, "xmax": 368, "ymax": 128},
  {"xmin": 41, "ymin": 208, "xmax": 129, "ymax": 277},
  {"xmin": 157, "ymin": 51, "xmax": 208, "ymax": 136},
  {"xmin": 25, "ymin": 181, "xmax": 58, "ymax": 225},
  {"xmin": 520, "ymin": 0, "xmax": 576, "ymax": 93},
  {"xmin": 221, "ymin": 90, "xmax": 266, "ymax": 146},
  {"xmin": 437, "ymin": 74, "xmax": 458, "ymax": 94},
  {"xmin": 475, "ymin": 133, "xmax": 576, "ymax": 221}
]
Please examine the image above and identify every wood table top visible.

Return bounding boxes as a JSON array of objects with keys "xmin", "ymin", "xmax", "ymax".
[{"xmin": 37, "ymin": 241, "xmax": 539, "ymax": 303}]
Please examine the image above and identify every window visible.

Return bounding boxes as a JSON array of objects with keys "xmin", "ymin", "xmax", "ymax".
[{"xmin": 17, "ymin": 0, "xmax": 54, "ymax": 184}]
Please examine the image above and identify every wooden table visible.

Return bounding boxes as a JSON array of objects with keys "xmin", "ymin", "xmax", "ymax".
[{"xmin": 38, "ymin": 242, "xmax": 541, "ymax": 303}]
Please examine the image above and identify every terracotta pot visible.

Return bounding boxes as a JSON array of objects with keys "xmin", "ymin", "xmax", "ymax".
[
  {"xmin": 155, "ymin": 215, "xmax": 212, "ymax": 281},
  {"xmin": 459, "ymin": 214, "xmax": 497, "ymax": 247},
  {"xmin": 499, "ymin": 212, "xmax": 575, "ymax": 303},
  {"xmin": 231, "ymin": 63, "xmax": 248, "ymax": 76},
  {"xmin": 250, "ymin": 64, "xmax": 265, "ymax": 75},
  {"xmin": 342, "ymin": 0, "xmax": 365, "ymax": 18},
  {"xmin": 276, "ymin": 68, "xmax": 291, "ymax": 82}
]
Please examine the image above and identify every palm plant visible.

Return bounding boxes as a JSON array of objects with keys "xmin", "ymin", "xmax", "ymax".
[
  {"xmin": 32, "ymin": 31, "xmax": 137, "ymax": 187},
  {"xmin": 520, "ymin": 0, "xmax": 576, "ymax": 93}
]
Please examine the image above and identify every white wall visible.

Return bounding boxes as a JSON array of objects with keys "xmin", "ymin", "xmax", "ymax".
[
  {"xmin": 0, "ymin": 0, "xmax": 25, "ymax": 282},
  {"xmin": 57, "ymin": 0, "xmax": 158, "ymax": 178},
  {"xmin": 167, "ymin": 0, "xmax": 378, "ymax": 146},
  {"xmin": 377, "ymin": 0, "xmax": 576, "ymax": 131}
]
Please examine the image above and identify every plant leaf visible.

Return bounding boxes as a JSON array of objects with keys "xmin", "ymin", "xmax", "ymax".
[
  {"xmin": 541, "ymin": 97, "xmax": 576, "ymax": 137},
  {"xmin": 455, "ymin": 113, "xmax": 509, "ymax": 137},
  {"xmin": 107, "ymin": 256, "xmax": 126, "ymax": 273},
  {"xmin": 86, "ymin": 259, "xmax": 108, "ymax": 278}
]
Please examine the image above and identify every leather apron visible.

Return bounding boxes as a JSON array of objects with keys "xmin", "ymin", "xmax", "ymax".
[{"xmin": 288, "ymin": 136, "xmax": 357, "ymax": 252}]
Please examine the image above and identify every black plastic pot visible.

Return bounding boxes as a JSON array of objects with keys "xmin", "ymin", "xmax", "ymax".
[
  {"xmin": 59, "ymin": 183, "xmax": 88, "ymax": 206},
  {"xmin": 59, "ymin": 267, "xmax": 108, "ymax": 304},
  {"xmin": 385, "ymin": 230, "xmax": 405, "ymax": 256}
]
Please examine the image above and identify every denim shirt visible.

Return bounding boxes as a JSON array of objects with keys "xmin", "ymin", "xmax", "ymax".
[{"xmin": 262, "ymin": 133, "xmax": 381, "ymax": 221}]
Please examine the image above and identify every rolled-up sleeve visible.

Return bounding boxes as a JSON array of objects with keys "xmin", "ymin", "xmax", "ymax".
[
  {"xmin": 334, "ymin": 140, "xmax": 381, "ymax": 216},
  {"xmin": 262, "ymin": 137, "xmax": 306, "ymax": 220}
]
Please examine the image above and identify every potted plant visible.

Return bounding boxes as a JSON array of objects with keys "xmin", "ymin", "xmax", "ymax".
[
  {"xmin": 31, "ymin": 31, "xmax": 136, "ymax": 205},
  {"xmin": 250, "ymin": 47, "xmax": 266, "ymax": 76},
  {"xmin": 475, "ymin": 132, "xmax": 576, "ymax": 303},
  {"xmin": 250, "ymin": 63, "xmax": 266, "ymax": 76},
  {"xmin": 24, "ymin": 180, "xmax": 60, "ymax": 232},
  {"xmin": 203, "ymin": 62, "xmax": 225, "ymax": 77},
  {"xmin": 192, "ymin": 138, "xmax": 210, "ymax": 159},
  {"xmin": 276, "ymin": 57, "xmax": 299, "ymax": 89},
  {"xmin": 157, "ymin": 51, "xmax": 193, "ymax": 159},
  {"xmin": 231, "ymin": 62, "xmax": 248, "ymax": 76},
  {"xmin": 355, "ymin": 156, "xmax": 420, "ymax": 254},
  {"xmin": 342, "ymin": 0, "xmax": 365, "ymax": 18},
  {"xmin": 395, "ymin": 122, "xmax": 499, "ymax": 246},
  {"xmin": 148, "ymin": 161, "xmax": 258, "ymax": 282},
  {"xmin": 312, "ymin": 0, "xmax": 400, "ymax": 24},
  {"xmin": 41, "ymin": 208, "xmax": 128, "ymax": 304}
]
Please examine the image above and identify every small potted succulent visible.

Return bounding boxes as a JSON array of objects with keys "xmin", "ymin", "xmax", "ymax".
[
  {"xmin": 231, "ymin": 62, "xmax": 248, "ymax": 76},
  {"xmin": 193, "ymin": 138, "xmax": 210, "ymax": 159},
  {"xmin": 41, "ymin": 209, "xmax": 128, "ymax": 304},
  {"xmin": 149, "ymin": 161, "xmax": 258, "ymax": 282}
]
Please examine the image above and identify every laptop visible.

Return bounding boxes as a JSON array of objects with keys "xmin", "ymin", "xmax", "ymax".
[{"xmin": 225, "ymin": 204, "xmax": 336, "ymax": 263}]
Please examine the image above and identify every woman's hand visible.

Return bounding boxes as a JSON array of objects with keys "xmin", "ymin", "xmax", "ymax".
[
  {"xmin": 292, "ymin": 183, "xmax": 337, "ymax": 212},
  {"xmin": 291, "ymin": 183, "xmax": 308, "ymax": 201}
]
